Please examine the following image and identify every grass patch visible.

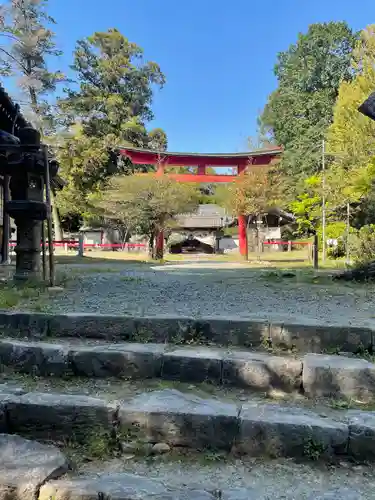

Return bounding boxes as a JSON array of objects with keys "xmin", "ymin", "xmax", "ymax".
[{"xmin": 0, "ymin": 282, "xmax": 47, "ymax": 310}]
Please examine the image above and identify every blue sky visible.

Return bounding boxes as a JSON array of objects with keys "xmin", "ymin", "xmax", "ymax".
[{"xmin": 45, "ymin": 0, "xmax": 374, "ymax": 153}]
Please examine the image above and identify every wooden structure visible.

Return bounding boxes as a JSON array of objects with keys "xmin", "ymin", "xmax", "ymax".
[{"xmin": 120, "ymin": 146, "xmax": 282, "ymax": 256}]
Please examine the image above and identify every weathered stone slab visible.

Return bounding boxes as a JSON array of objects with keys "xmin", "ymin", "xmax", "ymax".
[
  {"xmin": 7, "ymin": 392, "xmax": 115, "ymax": 442},
  {"xmin": 0, "ymin": 433, "xmax": 68, "ymax": 500},
  {"xmin": 0, "ymin": 311, "xmax": 49, "ymax": 338},
  {"xmin": 345, "ymin": 410, "xmax": 375, "ymax": 460},
  {"xmin": 236, "ymin": 403, "xmax": 348, "ymax": 458},
  {"xmin": 181, "ymin": 317, "xmax": 269, "ymax": 348},
  {"xmin": 222, "ymin": 351, "xmax": 302, "ymax": 392},
  {"xmin": 120, "ymin": 389, "xmax": 239, "ymax": 450},
  {"xmin": 0, "ymin": 383, "xmax": 26, "ymax": 396},
  {"xmin": 0, "ymin": 393, "xmax": 22, "ymax": 435},
  {"xmin": 162, "ymin": 347, "xmax": 223, "ymax": 383},
  {"xmin": 0, "ymin": 339, "xmax": 69, "ymax": 376},
  {"xmin": 302, "ymin": 354, "xmax": 375, "ymax": 401},
  {"xmin": 49, "ymin": 313, "xmax": 137, "ymax": 340},
  {"xmin": 272, "ymin": 322, "xmax": 372, "ymax": 354},
  {"xmin": 222, "ymin": 489, "xmax": 258, "ymax": 500},
  {"xmin": 70, "ymin": 342, "xmax": 165, "ymax": 378},
  {"xmin": 39, "ymin": 473, "xmax": 216, "ymax": 500}
]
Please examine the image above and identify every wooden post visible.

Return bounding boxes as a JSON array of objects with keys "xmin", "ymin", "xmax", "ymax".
[
  {"xmin": 1, "ymin": 175, "xmax": 10, "ymax": 264},
  {"xmin": 313, "ymin": 234, "xmax": 319, "ymax": 270},
  {"xmin": 78, "ymin": 233, "xmax": 84, "ymax": 257},
  {"xmin": 155, "ymin": 230, "xmax": 164, "ymax": 259},
  {"xmin": 43, "ymin": 146, "xmax": 55, "ymax": 287}
]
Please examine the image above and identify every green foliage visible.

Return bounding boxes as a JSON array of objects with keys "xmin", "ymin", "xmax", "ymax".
[
  {"xmin": 0, "ymin": 0, "xmax": 65, "ymax": 132},
  {"xmin": 59, "ymin": 28, "xmax": 164, "ymax": 141},
  {"xmin": 325, "ymin": 25, "xmax": 375, "ymax": 225},
  {"xmin": 260, "ymin": 22, "xmax": 357, "ymax": 192},
  {"xmin": 328, "ymin": 25, "xmax": 375, "ymax": 169},
  {"xmin": 349, "ymin": 224, "xmax": 375, "ymax": 263},
  {"xmin": 303, "ymin": 439, "xmax": 327, "ymax": 461},
  {"xmin": 317, "ymin": 221, "xmax": 346, "ymax": 241},
  {"xmin": 55, "ymin": 28, "xmax": 167, "ymax": 220},
  {"xmin": 289, "ymin": 176, "xmax": 321, "ymax": 235},
  {"xmin": 317, "ymin": 222, "xmax": 347, "ymax": 258},
  {"xmin": 91, "ymin": 176, "xmax": 200, "ymax": 258},
  {"xmin": 216, "ymin": 168, "xmax": 283, "ymax": 217}
]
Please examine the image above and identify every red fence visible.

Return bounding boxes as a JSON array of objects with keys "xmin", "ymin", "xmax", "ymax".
[{"xmin": 9, "ymin": 240, "xmax": 146, "ymax": 249}]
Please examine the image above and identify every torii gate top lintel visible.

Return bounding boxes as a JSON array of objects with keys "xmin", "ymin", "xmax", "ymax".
[{"xmin": 119, "ymin": 146, "xmax": 282, "ymax": 183}]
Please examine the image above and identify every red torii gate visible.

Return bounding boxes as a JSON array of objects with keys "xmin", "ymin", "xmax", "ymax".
[{"xmin": 119, "ymin": 146, "xmax": 282, "ymax": 257}]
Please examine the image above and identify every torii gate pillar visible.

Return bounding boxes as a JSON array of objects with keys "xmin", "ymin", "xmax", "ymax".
[{"xmin": 238, "ymin": 214, "xmax": 247, "ymax": 258}]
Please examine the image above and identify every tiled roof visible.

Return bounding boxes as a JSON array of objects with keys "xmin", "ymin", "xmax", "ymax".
[{"xmin": 176, "ymin": 204, "xmax": 234, "ymax": 229}]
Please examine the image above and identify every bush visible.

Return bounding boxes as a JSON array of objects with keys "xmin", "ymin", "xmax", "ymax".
[
  {"xmin": 317, "ymin": 222, "xmax": 347, "ymax": 259},
  {"xmin": 349, "ymin": 225, "xmax": 375, "ymax": 264},
  {"xmin": 327, "ymin": 238, "xmax": 346, "ymax": 258}
]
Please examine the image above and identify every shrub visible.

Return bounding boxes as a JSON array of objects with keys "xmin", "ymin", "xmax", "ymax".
[
  {"xmin": 349, "ymin": 225, "xmax": 375, "ymax": 263},
  {"xmin": 317, "ymin": 221, "xmax": 347, "ymax": 259}
]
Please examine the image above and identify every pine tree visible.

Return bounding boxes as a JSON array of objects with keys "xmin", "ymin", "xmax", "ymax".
[
  {"xmin": 0, "ymin": 0, "xmax": 64, "ymax": 132},
  {"xmin": 0, "ymin": 0, "xmax": 65, "ymax": 238}
]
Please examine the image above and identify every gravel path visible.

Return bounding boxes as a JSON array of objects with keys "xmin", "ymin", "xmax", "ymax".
[
  {"xmin": 41, "ymin": 261, "xmax": 375, "ymax": 327},
  {"xmin": 79, "ymin": 456, "xmax": 375, "ymax": 499}
]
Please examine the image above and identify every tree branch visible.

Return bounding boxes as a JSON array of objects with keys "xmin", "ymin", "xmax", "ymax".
[
  {"xmin": 0, "ymin": 32, "xmax": 21, "ymax": 43},
  {"xmin": 0, "ymin": 46, "xmax": 28, "ymax": 73}
]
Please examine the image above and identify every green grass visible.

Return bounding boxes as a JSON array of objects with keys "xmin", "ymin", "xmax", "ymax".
[{"xmin": 0, "ymin": 282, "xmax": 47, "ymax": 310}]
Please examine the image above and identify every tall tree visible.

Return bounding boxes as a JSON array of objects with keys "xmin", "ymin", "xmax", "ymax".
[
  {"xmin": 59, "ymin": 28, "xmax": 165, "ymax": 142},
  {"xmin": 0, "ymin": 0, "xmax": 65, "ymax": 238},
  {"xmin": 91, "ymin": 176, "xmax": 200, "ymax": 259},
  {"xmin": 0, "ymin": 0, "xmax": 64, "ymax": 131},
  {"xmin": 260, "ymin": 22, "xmax": 358, "ymax": 193},
  {"xmin": 328, "ymin": 25, "xmax": 375, "ymax": 169},
  {"xmin": 56, "ymin": 29, "xmax": 167, "ymax": 223},
  {"xmin": 326, "ymin": 25, "xmax": 375, "ymax": 225}
]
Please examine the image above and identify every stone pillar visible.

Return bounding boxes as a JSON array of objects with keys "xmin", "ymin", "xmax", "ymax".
[
  {"xmin": 155, "ymin": 230, "xmax": 164, "ymax": 259},
  {"xmin": 238, "ymin": 214, "xmax": 248, "ymax": 258}
]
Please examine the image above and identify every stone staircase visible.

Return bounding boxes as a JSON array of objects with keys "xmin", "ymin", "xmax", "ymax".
[{"xmin": 1, "ymin": 311, "xmax": 375, "ymax": 498}]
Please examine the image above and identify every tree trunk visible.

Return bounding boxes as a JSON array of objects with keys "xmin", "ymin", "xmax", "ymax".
[
  {"xmin": 50, "ymin": 190, "xmax": 63, "ymax": 241},
  {"xmin": 148, "ymin": 233, "xmax": 154, "ymax": 258}
]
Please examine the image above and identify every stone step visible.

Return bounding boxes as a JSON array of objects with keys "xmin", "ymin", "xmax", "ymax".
[
  {"xmin": 0, "ymin": 310, "xmax": 373, "ymax": 353},
  {"xmin": 0, "ymin": 433, "xmax": 68, "ymax": 500},
  {"xmin": 1, "ymin": 432, "xmax": 374, "ymax": 500},
  {"xmin": 1, "ymin": 336, "xmax": 375, "ymax": 402},
  {"xmin": 0, "ymin": 384, "xmax": 374, "ymax": 462},
  {"xmin": 39, "ymin": 472, "xmax": 216, "ymax": 500}
]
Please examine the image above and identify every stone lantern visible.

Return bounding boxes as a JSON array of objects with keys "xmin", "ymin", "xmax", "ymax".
[{"xmin": 0, "ymin": 125, "xmax": 58, "ymax": 281}]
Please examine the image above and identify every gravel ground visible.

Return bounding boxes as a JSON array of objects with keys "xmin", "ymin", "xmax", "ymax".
[
  {"xmin": 38, "ymin": 261, "xmax": 375, "ymax": 327},
  {"xmin": 78, "ymin": 455, "xmax": 375, "ymax": 499}
]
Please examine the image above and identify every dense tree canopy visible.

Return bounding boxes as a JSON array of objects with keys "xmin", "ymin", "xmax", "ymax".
[
  {"xmin": 0, "ymin": 0, "xmax": 64, "ymax": 132},
  {"xmin": 59, "ymin": 28, "xmax": 165, "ymax": 142},
  {"xmin": 55, "ymin": 28, "xmax": 168, "ymax": 222},
  {"xmin": 260, "ymin": 22, "xmax": 358, "ymax": 192}
]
